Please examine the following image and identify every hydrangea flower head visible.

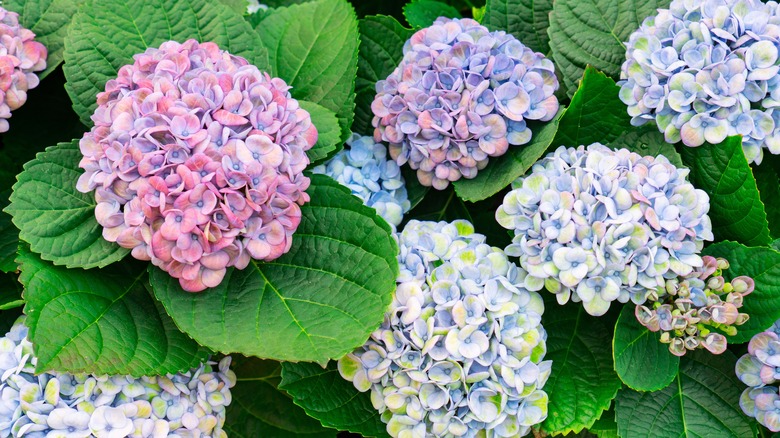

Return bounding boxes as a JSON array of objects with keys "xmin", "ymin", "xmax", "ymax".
[
  {"xmin": 636, "ymin": 255, "xmax": 751, "ymax": 356},
  {"xmin": 735, "ymin": 318, "xmax": 780, "ymax": 432},
  {"xmin": 76, "ymin": 39, "xmax": 317, "ymax": 292},
  {"xmin": 0, "ymin": 6, "xmax": 47, "ymax": 133},
  {"xmin": 619, "ymin": 0, "xmax": 780, "ymax": 163},
  {"xmin": 496, "ymin": 144, "xmax": 713, "ymax": 316},
  {"xmin": 339, "ymin": 220, "xmax": 552, "ymax": 437},
  {"xmin": 0, "ymin": 316, "xmax": 236, "ymax": 437},
  {"xmin": 312, "ymin": 133, "xmax": 411, "ymax": 226},
  {"xmin": 372, "ymin": 17, "xmax": 560, "ymax": 189}
]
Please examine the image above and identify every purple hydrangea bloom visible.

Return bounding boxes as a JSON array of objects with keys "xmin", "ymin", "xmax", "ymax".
[
  {"xmin": 312, "ymin": 133, "xmax": 411, "ymax": 226},
  {"xmin": 0, "ymin": 6, "xmax": 47, "ymax": 133},
  {"xmin": 620, "ymin": 0, "xmax": 780, "ymax": 163},
  {"xmin": 636, "ymin": 255, "xmax": 752, "ymax": 356},
  {"xmin": 76, "ymin": 39, "xmax": 318, "ymax": 292},
  {"xmin": 0, "ymin": 317, "xmax": 236, "ymax": 437},
  {"xmin": 736, "ymin": 318, "xmax": 780, "ymax": 432},
  {"xmin": 372, "ymin": 18, "xmax": 560, "ymax": 190},
  {"xmin": 496, "ymin": 144, "xmax": 713, "ymax": 316},
  {"xmin": 339, "ymin": 220, "xmax": 552, "ymax": 437}
]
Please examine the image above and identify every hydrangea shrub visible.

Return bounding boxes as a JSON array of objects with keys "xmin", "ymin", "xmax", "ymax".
[
  {"xmin": 339, "ymin": 220, "xmax": 551, "ymax": 437},
  {"xmin": 372, "ymin": 17, "xmax": 559, "ymax": 189},
  {"xmin": 0, "ymin": 317, "xmax": 235, "ymax": 437},
  {"xmin": 76, "ymin": 39, "xmax": 317, "ymax": 292},
  {"xmin": 1, "ymin": 0, "xmax": 779, "ymax": 437}
]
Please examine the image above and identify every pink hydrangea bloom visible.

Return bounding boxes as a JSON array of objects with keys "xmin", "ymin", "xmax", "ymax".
[
  {"xmin": 77, "ymin": 39, "xmax": 317, "ymax": 292},
  {"xmin": 0, "ymin": 7, "xmax": 47, "ymax": 132}
]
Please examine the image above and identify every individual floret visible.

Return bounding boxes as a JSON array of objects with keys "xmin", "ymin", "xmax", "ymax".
[
  {"xmin": 372, "ymin": 17, "xmax": 559, "ymax": 189},
  {"xmin": 0, "ymin": 6, "xmax": 47, "ymax": 133},
  {"xmin": 636, "ymin": 255, "xmax": 751, "ymax": 356},
  {"xmin": 246, "ymin": 0, "xmax": 267, "ymax": 14},
  {"xmin": 339, "ymin": 220, "xmax": 552, "ymax": 438},
  {"xmin": 0, "ymin": 316, "xmax": 236, "ymax": 437},
  {"xmin": 736, "ymin": 318, "xmax": 780, "ymax": 432},
  {"xmin": 619, "ymin": 0, "xmax": 780, "ymax": 163},
  {"xmin": 77, "ymin": 39, "xmax": 317, "ymax": 292},
  {"xmin": 496, "ymin": 144, "xmax": 713, "ymax": 316},
  {"xmin": 312, "ymin": 133, "xmax": 411, "ymax": 226}
]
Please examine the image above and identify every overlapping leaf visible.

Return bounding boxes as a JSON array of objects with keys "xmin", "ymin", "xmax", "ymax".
[
  {"xmin": 702, "ymin": 241, "xmax": 780, "ymax": 344},
  {"xmin": 681, "ymin": 137, "xmax": 772, "ymax": 247},
  {"xmin": 254, "ymin": 0, "xmax": 359, "ymax": 142},
  {"xmin": 64, "ymin": 0, "xmax": 265, "ymax": 125},
  {"xmin": 5, "ymin": 141, "xmax": 128, "ymax": 269},
  {"xmin": 280, "ymin": 362, "xmax": 389, "ymax": 437},
  {"xmin": 615, "ymin": 350, "xmax": 756, "ymax": 437},
  {"xmin": 607, "ymin": 125, "xmax": 684, "ymax": 167},
  {"xmin": 754, "ymin": 154, "xmax": 780, "ymax": 239},
  {"xmin": 300, "ymin": 101, "xmax": 342, "ymax": 165},
  {"xmin": 17, "ymin": 247, "xmax": 209, "ymax": 376},
  {"xmin": 403, "ymin": 0, "xmax": 460, "ymax": 28},
  {"xmin": 151, "ymin": 175, "xmax": 398, "ymax": 364},
  {"xmin": 483, "ymin": 0, "xmax": 553, "ymax": 53}
]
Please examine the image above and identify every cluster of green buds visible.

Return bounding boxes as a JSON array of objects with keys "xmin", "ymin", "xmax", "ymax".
[{"xmin": 635, "ymin": 255, "xmax": 753, "ymax": 356}]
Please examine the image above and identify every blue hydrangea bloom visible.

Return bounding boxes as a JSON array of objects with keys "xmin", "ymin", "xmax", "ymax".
[
  {"xmin": 312, "ymin": 133, "xmax": 411, "ymax": 226},
  {"xmin": 620, "ymin": 0, "xmax": 780, "ymax": 164},
  {"xmin": 339, "ymin": 220, "xmax": 552, "ymax": 438},
  {"xmin": 737, "ymin": 319, "xmax": 780, "ymax": 432},
  {"xmin": 0, "ymin": 317, "xmax": 235, "ymax": 438},
  {"xmin": 496, "ymin": 144, "xmax": 714, "ymax": 316},
  {"xmin": 372, "ymin": 17, "xmax": 560, "ymax": 189}
]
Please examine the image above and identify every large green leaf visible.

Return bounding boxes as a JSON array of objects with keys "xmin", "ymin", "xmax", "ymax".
[
  {"xmin": 702, "ymin": 241, "xmax": 780, "ymax": 344},
  {"xmin": 452, "ymin": 111, "xmax": 563, "ymax": 202},
  {"xmin": 613, "ymin": 305, "xmax": 679, "ymax": 391},
  {"xmin": 403, "ymin": 0, "xmax": 460, "ymax": 28},
  {"xmin": 548, "ymin": 0, "xmax": 671, "ymax": 93},
  {"xmin": 151, "ymin": 174, "xmax": 398, "ymax": 364},
  {"xmin": 754, "ymin": 154, "xmax": 780, "ymax": 240},
  {"xmin": 483, "ymin": 0, "xmax": 553, "ymax": 54},
  {"xmin": 615, "ymin": 350, "xmax": 756, "ymax": 437},
  {"xmin": 552, "ymin": 66, "xmax": 631, "ymax": 148},
  {"xmin": 3, "ymin": 0, "xmax": 82, "ymax": 78},
  {"xmin": 280, "ymin": 361, "xmax": 389, "ymax": 438},
  {"xmin": 64, "ymin": 0, "xmax": 265, "ymax": 125},
  {"xmin": 17, "ymin": 247, "xmax": 209, "ymax": 376},
  {"xmin": 680, "ymin": 137, "xmax": 772, "ymax": 247},
  {"xmin": 255, "ymin": 0, "xmax": 358, "ymax": 142},
  {"xmin": 300, "ymin": 101, "xmax": 342, "ymax": 166},
  {"xmin": 606, "ymin": 125, "xmax": 684, "ymax": 168},
  {"xmin": 541, "ymin": 300, "xmax": 622, "ymax": 435},
  {"xmin": 0, "ymin": 194, "xmax": 19, "ymax": 273},
  {"xmin": 354, "ymin": 16, "xmax": 413, "ymax": 136},
  {"xmin": 403, "ymin": 186, "xmax": 472, "ymax": 224},
  {"xmin": 5, "ymin": 141, "xmax": 129, "ymax": 269},
  {"xmin": 224, "ymin": 357, "xmax": 337, "ymax": 438}
]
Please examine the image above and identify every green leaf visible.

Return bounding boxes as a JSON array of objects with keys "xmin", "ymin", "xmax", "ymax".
[
  {"xmin": 402, "ymin": 166, "xmax": 430, "ymax": 210},
  {"xmin": 5, "ymin": 141, "xmax": 129, "ymax": 269},
  {"xmin": 451, "ymin": 111, "xmax": 563, "ymax": 202},
  {"xmin": 552, "ymin": 66, "xmax": 631, "ymax": 148},
  {"xmin": 151, "ymin": 174, "xmax": 398, "ymax": 364},
  {"xmin": 753, "ymin": 154, "xmax": 780, "ymax": 240},
  {"xmin": 354, "ymin": 15, "xmax": 413, "ymax": 136},
  {"xmin": 17, "ymin": 247, "xmax": 209, "ymax": 376},
  {"xmin": 404, "ymin": 186, "xmax": 472, "ymax": 224},
  {"xmin": 541, "ymin": 300, "xmax": 622, "ymax": 435},
  {"xmin": 0, "ymin": 272, "xmax": 24, "ymax": 310},
  {"xmin": 548, "ymin": 0, "xmax": 672, "ymax": 94},
  {"xmin": 680, "ymin": 136, "xmax": 772, "ymax": 247},
  {"xmin": 255, "ymin": 0, "xmax": 358, "ymax": 142},
  {"xmin": 483, "ymin": 0, "xmax": 553, "ymax": 53},
  {"xmin": 3, "ymin": 0, "xmax": 82, "ymax": 78},
  {"xmin": 280, "ymin": 361, "xmax": 389, "ymax": 438},
  {"xmin": 0, "ymin": 193, "xmax": 19, "ymax": 273},
  {"xmin": 615, "ymin": 350, "xmax": 756, "ymax": 438},
  {"xmin": 613, "ymin": 305, "xmax": 679, "ymax": 391},
  {"xmin": 224, "ymin": 357, "xmax": 337, "ymax": 438},
  {"xmin": 607, "ymin": 125, "xmax": 684, "ymax": 168},
  {"xmin": 64, "ymin": 0, "xmax": 266, "ymax": 126},
  {"xmin": 300, "ymin": 101, "xmax": 342, "ymax": 166},
  {"xmin": 590, "ymin": 408, "xmax": 618, "ymax": 438},
  {"xmin": 702, "ymin": 241, "xmax": 780, "ymax": 344},
  {"xmin": 219, "ymin": 0, "xmax": 248, "ymax": 14},
  {"xmin": 403, "ymin": 0, "xmax": 461, "ymax": 28}
]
